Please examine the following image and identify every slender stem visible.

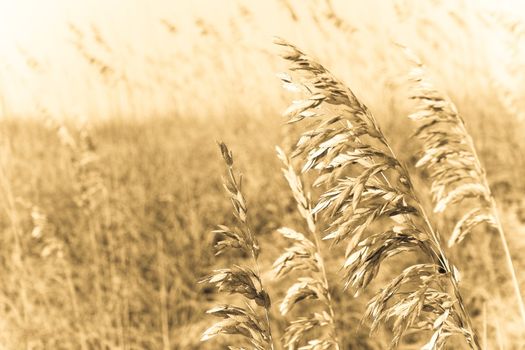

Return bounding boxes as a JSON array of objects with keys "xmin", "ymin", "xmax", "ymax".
[
  {"xmin": 489, "ymin": 197, "xmax": 525, "ymax": 327},
  {"xmin": 65, "ymin": 262, "xmax": 89, "ymax": 350},
  {"xmin": 157, "ymin": 235, "xmax": 171, "ymax": 350},
  {"xmin": 263, "ymin": 307, "xmax": 275, "ymax": 350},
  {"xmin": 462, "ymin": 130, "xmax": 525, "ymax": 328},
  {"xmin": 281, "ymin": 150, "xmax": 340, "ymax": 349},
  {"xmin": 251, "ymin": 250, "xmax": 275, "ymax": 350},
  {"xmin": 382, "ymin": 140, "xmax": 481, "ymax": 349},
  {"xmin": 482, "ymin": 302, "xmax": 487, "ymax": 350},
  {"xmin": 495, "ymin": 320, "xmax": 505, "ymax": 350},
  {"xmin": 0, "ymin": 161, "xmax": 30, "ymax": 349},
  {"xmin": 306, "ymin": 212, "xmax": 340, "ymax": 350},
  {"xmin": 226, "ymin": 160, "xmax": 276, "ymax": 349}
]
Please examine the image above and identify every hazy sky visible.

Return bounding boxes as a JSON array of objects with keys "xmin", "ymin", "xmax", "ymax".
[
  {"xmin": 0, "ymin": 1, "xmax": 286, "ymax": 118},
  {"xmin": 0, "ymin": 0, "xmax": 523, "ymax": 119}
]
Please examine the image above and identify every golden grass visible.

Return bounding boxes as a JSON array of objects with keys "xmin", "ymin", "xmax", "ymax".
[{"xmin": 0, "ymin": 1, "xmax": 525, "ymax": 349}]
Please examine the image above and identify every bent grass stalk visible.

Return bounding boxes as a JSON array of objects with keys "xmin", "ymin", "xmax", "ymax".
[
  {"xmin": 276, "ymin": 38, "xmax": 480, "ymax": 349},
  {"xmin": 402, "ymin": 46, "xmax": 525, "ymax": 328}
]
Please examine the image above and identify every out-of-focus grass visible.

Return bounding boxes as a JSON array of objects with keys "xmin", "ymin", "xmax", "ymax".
[
  {"xmin": 0, "ymin": 1, "xmax": 524, "ymax": 348},
  {"xmin": 0, "ymin": 103, "xmax": 524, "ymax": 348},
  {"xmin": 0, "ymin": 114, "xmax": 291, "ymax": 349}
]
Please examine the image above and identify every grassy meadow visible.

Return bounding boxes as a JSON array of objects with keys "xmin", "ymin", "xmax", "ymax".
[{"xmin": 1, "ymin": 0, "xmax": 525, "ymax": 349}]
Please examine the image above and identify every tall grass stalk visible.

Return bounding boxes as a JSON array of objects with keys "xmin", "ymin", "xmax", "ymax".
[
  {"xmin": 273, "ymin": 147, "xmax": 340, "ymax": 349},
  {"xmin": 402, "ymin": 46, "xmax": 525, "ymax": 328},
  {"xmin": 276, "ymin": 38, "xmax": 480, "ymax": 349},
  {"xmin": 200, "ymin": 143, "xmax": 275, "ymax": 349}
]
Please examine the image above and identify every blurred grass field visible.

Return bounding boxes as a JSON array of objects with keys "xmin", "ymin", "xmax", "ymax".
[{"xmin": 1, "ymin": 0, "xmax": 525, "ymax": 349}]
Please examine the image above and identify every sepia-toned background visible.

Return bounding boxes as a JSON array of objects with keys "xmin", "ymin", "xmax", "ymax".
[{"xmin": 0, "ymin": 0, "xmax": 524, "ymax": 348}]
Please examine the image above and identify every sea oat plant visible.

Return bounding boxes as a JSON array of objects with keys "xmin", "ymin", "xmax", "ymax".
[
  {"xmin": 200, "ymin": 143, "xmax": 275, "ymax": 349},
  {"xmin": 275, "ymin": 38, "xmax": 480, "ymax": 349},
  {"xmin": 273, "ymin": 147, "xmax": 340, "ymax": 349},
  {"xmin": 402, "ymin": 46, "xmax": 525, "ymax": 327}
]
